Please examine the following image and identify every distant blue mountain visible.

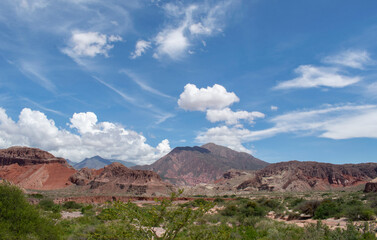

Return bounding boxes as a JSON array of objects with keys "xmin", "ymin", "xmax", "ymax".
[{"xmin": 72, "ymin": 156, "xmax": 136, "ymax": 170}]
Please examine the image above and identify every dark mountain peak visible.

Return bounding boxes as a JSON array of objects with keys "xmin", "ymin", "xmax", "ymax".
[
  {"xmin": 84, "ymin": 155, "xmax": 107, "ymax": 161},
  {"xmin": 171, "ymin": 146, "xmax": 210, "ymax": 154}
]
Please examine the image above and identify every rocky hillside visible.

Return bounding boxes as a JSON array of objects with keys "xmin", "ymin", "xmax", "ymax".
[
  {"xmin": 237, "ymin": 161, "xmax": 377, "ymax": 192},
  {"xmin": 0, "ymin": 146, "xmax": 68, "ymax": 166},
  {"xmin": 134, "ymin": 143, "xmax": 268, "ymax": 186},
  {"xmin": 0, "ymin": 146, "xmax": 76, "ymax": 190},
  {"xmin": 364, "ymin": 178, "xmax": 377, "ymax": 193},
  {"xmin": 70, "ymin": 163, "xmax": 173, "ymax": 196}
]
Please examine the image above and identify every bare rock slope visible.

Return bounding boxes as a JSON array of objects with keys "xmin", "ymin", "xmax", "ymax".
[
  {"xmin": 237, "ymin": 161, "xmax": 377, "ymax": 192},
  {"xmin": 134, "ymin": 143, "xmax": 268, "ymax": 186},
  {"xmin": 0, "ymin": 146, "xmax": 76, "ymax": 190}
]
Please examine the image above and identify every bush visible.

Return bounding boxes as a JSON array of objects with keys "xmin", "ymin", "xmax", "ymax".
[
  {"xmin": 346, "ymin": 205, "xmax": 375, "ymax": 221},
  {"xmin": 314, "ymin": 199, "xmax": 341, "ymax": 219},
  {"xmin": 0, "ymin": 183, "xmax": 60, "ymax": 239},
  {"xmin": 28, "ymin": 193, "xmax": 44, "ymax": 199},
  {"xmin": 39, "ymin": 199, "xmax": 61, "ymax": 213},
  {"xmin": 62, "ymin": 201, "xmax": 83, "ymax": 210}
]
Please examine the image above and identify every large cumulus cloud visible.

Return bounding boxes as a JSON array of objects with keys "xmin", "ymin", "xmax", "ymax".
[{"xmin": 0, "ymin": 108, "xmax": 170, "ymax": 164}]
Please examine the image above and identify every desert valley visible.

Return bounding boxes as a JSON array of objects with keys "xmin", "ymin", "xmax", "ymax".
[{"xmin": 1, "ymin": 144, "xmax": 377, "ymax": 239}]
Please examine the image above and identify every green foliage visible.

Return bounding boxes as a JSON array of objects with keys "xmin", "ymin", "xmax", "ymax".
[
  {"xmin": 0, "ymin": 183, "xmax": 60, "ymax": 239},
  {"xmin": 39, "ymin": 199, "xmax": 61, "ymax": 213},
  {"xmin": 314, "ymin": 199, "xmax": 341, "ymax": 219},
  {"xmin": 27, "ymin": 193, "xmax": 44, "ymax": 199},
  {"xmin": 346, "ymin": 205, "xmax": 376, "ymax": 221},
  {"xmin": 95, "ymin": 190, "xmax": 214, "ymax": 240},
  {"xmin": 213, "ymin": 197, "xmax": 225, "ymax": 204},
  {"xmin": 62, "ymin": 201, "xmax": 83, "ymax": 210}
]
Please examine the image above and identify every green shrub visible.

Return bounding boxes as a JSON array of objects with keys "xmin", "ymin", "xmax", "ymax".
[
  {"xmin": 0, "ymin": 183, "xmax": 60, "ymax": 239},
  {"xmin": 346, "ymin": 205, "xmax": 375, "ymax": 221},
  {"xmin": 28, "ymin": 193, "xmax": 44, "ymax": 199},
  {"xmin": 39, "ymin": 199, "xmax": 61, "ymax": 213},
  {"xmin": 314, "ymin": 199, "xmax": 341, "ymax": 219},
  {"xmin": 62, "ymin": 201, "xmax": 83, "ymax": 210}
]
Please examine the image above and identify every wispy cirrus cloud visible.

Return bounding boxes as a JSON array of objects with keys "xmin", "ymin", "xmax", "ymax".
[
  {"xmin": 197, "ymin": 104, "xmax": 377, "ymax": 152},
  {"xmin": 274, "ymin": 50, "xmax": 373, "ymax": 90},
  {"xmin": 151, "ymin": 0, "xmax": 238, "ymax": 60},
  {"xmin": 8, "ymin": 60, "xmax": 56, "ymax": 93},
  {"xmin": 274, "ymin": 65, "xmax": 361, "ymax": 90},
  {"xmin": 323, "ymin": 50, "xmax": 372, "ymax": 69},
  {"xmin": 93, "ymin": 76, "xmax": 136, "ymax": 104},
  {"xmin": 130, "ymin": 40, "xmax": 151, "ymax": 59},
  {"xmin": 120, "ymin": 70, "xmax": 174, "ymax": 99}
]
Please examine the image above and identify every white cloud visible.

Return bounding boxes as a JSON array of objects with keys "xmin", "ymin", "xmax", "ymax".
[
  {"xmin": 206, "ymin": 108, "xmax": 264, "ymax": 125},
  {"xmin": 154, "ymin": 26, "xmax": 189, "ymax": 60},
  {"xmin": 250, "ymin": 104, "xmax": 377, "ymax": 140},
  {"xmin": 189, "ymin": 22, "xmax": 211, "ymax": 35},
  {"xmin": 153, "ymin": 1, "xmax": 236, "ymax": 59},
  {"xmin": 274, "ymin": 65, "xmax": 361, "ymax": 89},
  {"xmin": 271, "ymin": 105, "xmax": 278, "ymax": 111},
  {"xmin": 197, "ymin": 104, "xmax": 377, "ymax": 153},
  {"xmin": 0, "ymin": 108, "xmax": 170, "ymax": 164},
  {"xmin": 196, "ymin": 125, "xmax": 253, "ymax": 153},
  {"xmin": 178, "ymin": 83, "xmax": 239, "ymax": 111},
  {"xmin": 62, "ymin": 31, "xmax": 122, "ymax": 59},
  {"xmin": 323, "ymin": 50, "xmax": 372, "ymax": 69},
  {"xmin": 130, "ymin": 40, "xmax": 151, "ymax": 59}
]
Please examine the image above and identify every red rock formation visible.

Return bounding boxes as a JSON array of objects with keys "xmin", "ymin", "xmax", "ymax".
[
  {"xmin": 0, "ymin": 146, "xmax": 76, "ymax": 190},
  {"xmin": 237, "ymin": 161, "xmax": 377, "ymax": 192},
  {"xmin": 0, "ymin": 146, "xmax": 68, "ymax": 166},
  {"xmin": 70, "ymin": 163, "xmax": 173, "ymax": 196}
]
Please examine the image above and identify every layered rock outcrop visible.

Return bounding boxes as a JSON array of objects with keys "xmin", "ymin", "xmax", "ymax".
[
  {"xmin": 0, "ymin": 146, "xmax": 75, "ymax": 190},
  {"xmin": 70, "ymin": 163, "xmax": 173, "ymax": 196},
  {"xmin": 237, "ymin": 161, "xmax": 377, "ymax": 192},
  {"xmin": 0, "ymin": 146, "xmax": 67, "ymax": 166}
]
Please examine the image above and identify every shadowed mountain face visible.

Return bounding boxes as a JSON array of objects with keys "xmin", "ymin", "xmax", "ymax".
[
  {"xmin": 133, "ymin": 143, "xmax": 269, "ymax": 186},
  {"xmin": 72, "ymin": 156, "xmax": 136, "ymax": 170},
  {"xmin": 237, "ymin": 161, "xmax": 377, "ymax": 192}
]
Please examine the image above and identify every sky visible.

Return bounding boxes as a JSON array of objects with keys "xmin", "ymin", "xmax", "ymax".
[{"xmin": 0, "ymin": 0, "xmax": 377, "ymax": 165}]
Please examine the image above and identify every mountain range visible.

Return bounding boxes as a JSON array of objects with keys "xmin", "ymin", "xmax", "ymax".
[{"xmin": 1, "ymin": 145, "xmax": 376, "ymax": 195}]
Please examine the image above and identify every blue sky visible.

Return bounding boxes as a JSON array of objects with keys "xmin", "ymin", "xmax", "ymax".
[{"xmin": 1, "ymin": 0, "xmax": 377, "ymax": 164}]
